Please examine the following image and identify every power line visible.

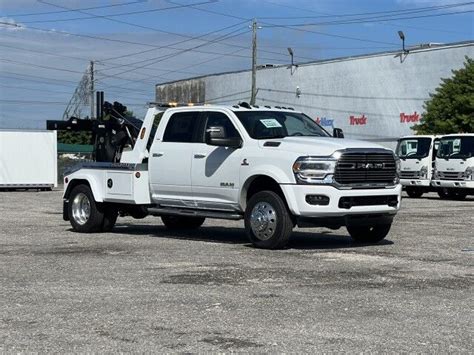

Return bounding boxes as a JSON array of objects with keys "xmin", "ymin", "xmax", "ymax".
[
  {"xmin": 99, "ymin": 27, "xmax": 252, "ymax": 79},
  {"xmin": 155, "ymin": 47, "xmax": 245, "ymax": 83},
  {"xmin": 264, "ymin": 8, "xmax": 474, "ymax": 28},
  {"xmin": 0, "ymin": 58, "xmax": 85, "ymax": 74},
  {"xmin": 35, "ymin": 0, "xmax": 224, "ymax": 40},
  {"xmin": 35, "ymin": 1, "xmax": 307, "ymax": 68},
  {"xmin": 0, "ymin": 40, "xmax": 91, "ymax": 62},
  {"xmin": 166, "ymin": 0, "xmax": 399, "ymax": 46},
  {"xmin": 23, "ymin": 0, "xmax": 217, "ymax": 24},
  {"xmin": 99, "ymin": 20, "xmax": 249, "ymax": 63},
  {"xmin": 0, "ymin": 99, "xmax": 147, "ymax": 105},
  {"xmin": 258, "ymin": 1, "xmax": 474, "ymax": 19},
  {"xmin": 0, "ymin": 83, "xmax": 74, "ymax": 95},
  {"xmin": 0, "ymin": 35, "xmax": 211, "ymax": 78},
  {"xmin": 0, "ymin": 72, "xmax": 81, "ymax": 85},
  {"xmin": 0, "ymin": 83, "xmax": 151, "ymax": 99},
  {"xmin": 1, "ymin": 1, "xmax": 145, "ymax": 17}
]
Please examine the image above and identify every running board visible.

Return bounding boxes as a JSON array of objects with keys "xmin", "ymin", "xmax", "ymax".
[{"xmin": 147, "ymin": 207, "xmax": 243, "ymax": 220}]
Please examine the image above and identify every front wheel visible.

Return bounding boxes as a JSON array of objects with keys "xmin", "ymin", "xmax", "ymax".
[
  {"xmin": 447, "ymin": 189, "xmax": 467, "ymax": 201},
  {"xmin": 405, "ymin": 186, "xmax": 423, "ymax": 198},
  {"xmin": 347, "ymin": 224, "xmax": 392, "ymax": 244},
  {"xmin": 245, "ymin": 191, "xmax": 293, "ymax": 249},
  {"xmin": 437, "ymin": 188, "xmax": 450, "ymax": 199}
]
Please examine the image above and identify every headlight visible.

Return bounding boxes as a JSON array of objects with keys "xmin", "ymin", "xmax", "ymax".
[
  {"xmin": 420, "ymin": 165, "xmax": 428, "ymax": 179},
  {"xmin": 465, "ymin": 167, "xmax": 473, "ymax": 181},
  {"xmin": 293, "ymin": 157, "xmax": 336, "ymax": 184},
  {"xmin": 394, "ymin": 158, "xmax": 401, "ymax": 184},
  {"xmin": 433, "ymin": 168, "xmax": 439, "ymax": 179}
]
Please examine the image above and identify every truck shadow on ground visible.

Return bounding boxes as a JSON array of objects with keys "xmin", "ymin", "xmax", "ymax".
[{"xmin": 110, "ymin": 224, "xmax": 394, "ymax": 250}]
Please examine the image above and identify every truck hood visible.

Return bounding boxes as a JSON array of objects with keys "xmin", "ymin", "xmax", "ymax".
[{"xmin": 259, "ymin": 137, "xmax": 390, "ymax": 156}]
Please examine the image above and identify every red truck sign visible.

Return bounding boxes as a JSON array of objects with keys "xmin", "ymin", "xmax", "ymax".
[
  {"xmin": 400, "ymin": 112, "xmax": 420, "ymax": 123},
  {"xmin": 349, "ymin": 114, "xmax": 368, "ymax": 125}
]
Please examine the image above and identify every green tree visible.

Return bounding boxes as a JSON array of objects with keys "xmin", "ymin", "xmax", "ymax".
[
  {"xmin": 58, "ymin": 130, "xmax": 92, "ymax": 145},
  {"xmin": 414, "ymin": 56, "xmax": 474, "ymax": 134}
]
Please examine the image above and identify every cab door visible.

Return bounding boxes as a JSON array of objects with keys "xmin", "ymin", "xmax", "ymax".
[
  {"xmin": 191, "ymin": 111, "xmax": 243, "ymax": 211},
  {"xmin": 148, "ymin": 111, "xmax": 200, "ymax": 207}
]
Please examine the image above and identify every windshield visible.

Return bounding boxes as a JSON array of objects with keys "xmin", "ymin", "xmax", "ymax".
[
  {"xmin": 234, "ymin": 111, "xmax": 330, "ymax": 139},
  {"xmin": 437, "ymin": 136, "xmax": 474, "ymax": 159},
  {"xmin": 396, "ymin": 137, "xmax": 432, "ymax": 159}
]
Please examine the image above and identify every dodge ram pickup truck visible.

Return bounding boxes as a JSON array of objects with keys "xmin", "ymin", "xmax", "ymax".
[{"xmin": 62, "ymin": 103, "xmax": 402, "ymax": 249}]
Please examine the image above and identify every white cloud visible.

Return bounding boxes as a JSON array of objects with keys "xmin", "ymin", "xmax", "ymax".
[{"xmin": 0, "ymin": 17, "xmax": 25, "ymax": 31}]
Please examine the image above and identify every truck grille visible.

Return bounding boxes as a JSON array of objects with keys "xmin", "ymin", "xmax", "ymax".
[
  {"xmin": 334, "ymin": 152, "xmax": 396, "ymax": 187},
  {"xmin": 438, "ymin": 171, "xmax": 464, "ymax": 181},
  {"xmin": 400, "ymin": 171, "xmax": 419, "ymax": 179}
]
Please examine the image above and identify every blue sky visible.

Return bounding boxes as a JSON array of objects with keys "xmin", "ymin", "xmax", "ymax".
[{"xmin": 0, "ymin": 0, "xmax": 472, "ymax": 128}]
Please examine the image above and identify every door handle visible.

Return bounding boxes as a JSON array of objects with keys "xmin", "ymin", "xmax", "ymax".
[
  {"xmin": 194, "ymin": 153, "xmax": 207, "ymax": 159},
  {"xmin": 152, "ymin": 152, "xmax": 163, "ymax": 158}
]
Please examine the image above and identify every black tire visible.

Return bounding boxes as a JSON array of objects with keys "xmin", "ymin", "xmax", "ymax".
[
  {"xmin": 447, "ymin": 189, "xmax": 467, "ymax": 201},
  {"xmin": 68, "ymin": 184, "xmax": 105, "ymax": 233},
  {"xmin": 405, "ymin": 186, "xmax": 423, "ymax": 198},
  {"xmin": 437, "ymin": 188, "xmax": 450, "ymax": 199},
  {"xmin": 161, "ymin": 215, "xmax": 205, "ymax": 229},
  {"xmin": 102, "ymin": 205, "xmax": 118, "ymax": 232},
  {"xmin": 245, "ymin": 191, "xmax": 293, "ymax": 249},
  {"xmin": 347, "ymin": 224, "xmax": 392, "ymax": 244}
]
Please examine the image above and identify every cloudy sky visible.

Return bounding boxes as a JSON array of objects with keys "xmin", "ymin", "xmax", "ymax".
[{"xmin": 0, "ymin": 0, "xmax": 472, "ymax": 128}]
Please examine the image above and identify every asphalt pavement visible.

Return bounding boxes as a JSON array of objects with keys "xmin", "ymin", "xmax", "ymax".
[{"xmin": 1, "ymin": 189, "xmax": 473, "ymax": 352}]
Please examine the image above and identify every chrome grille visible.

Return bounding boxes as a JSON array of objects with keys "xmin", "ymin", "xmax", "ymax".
[
  {"xmin": 400, "ymin": 171, "xmax": 419, "ymax": 179},
  {"xmin": 438, "ymin": 171, "xmax": 464, "ymax": 181},
  {"xmin": 335, "ymin": 152, "xmax": 396, "ymax": 186}
]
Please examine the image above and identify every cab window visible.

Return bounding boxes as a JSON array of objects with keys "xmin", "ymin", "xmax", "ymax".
[
  {"xmin": 201, "ymin": 111, "xmax": 241, "ymax": 142},
  {"xmin": 163, "ymin": 112, "xmax": 199, "ymax": 143}
]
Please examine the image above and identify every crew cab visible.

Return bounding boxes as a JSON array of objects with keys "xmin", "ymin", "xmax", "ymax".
[
  {"xmin": 396, "ymin": 135, "xmax": 439, "ymax": 198},
  {"xmin": 432, "ymin": 133, "xmax": 474, "ymax": 200},
  {"xmin": 62, "ymin": 103, "xmax": 402, "ymax": 249}
]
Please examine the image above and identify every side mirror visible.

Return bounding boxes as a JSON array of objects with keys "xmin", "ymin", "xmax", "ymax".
[
  {"xmin": 205, "ymin": 126, "xmax": 242, "ymax": 148},
  {"xmin": 333, "ymin": 128, "xmax": 344, "ymax": 138}
]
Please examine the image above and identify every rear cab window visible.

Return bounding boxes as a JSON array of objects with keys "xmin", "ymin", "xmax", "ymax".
[{"xmin": 162, "ymin": 111, "xmax": 200, "ymax": 143}]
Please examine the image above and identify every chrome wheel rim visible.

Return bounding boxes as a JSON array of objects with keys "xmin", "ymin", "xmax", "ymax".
[
  {"xmin": 250, "ymin": 202, "xmax": 277, "ymax": 240},
  {"xmin": 71, "ymin": 192, "xmax": 91, "ymax": 225}
]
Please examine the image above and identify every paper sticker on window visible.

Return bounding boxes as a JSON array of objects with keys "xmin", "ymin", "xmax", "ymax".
[{"xmin": 260, "ymin": 119, "xmax": 282, "ymax": 128}]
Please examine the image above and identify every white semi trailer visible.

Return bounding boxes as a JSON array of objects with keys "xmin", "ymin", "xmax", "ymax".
[{"xmin": 0, "ymin": 130, "xmax": 57, "ymax": 190}]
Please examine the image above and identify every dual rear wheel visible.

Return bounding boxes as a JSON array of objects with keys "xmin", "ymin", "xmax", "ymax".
[{"xmin": 68, "ymin": 185, "xmax": 117, "ymax": 233}]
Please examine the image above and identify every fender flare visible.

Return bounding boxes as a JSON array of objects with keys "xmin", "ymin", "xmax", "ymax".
[{"xmin": 64, "ymin": 174, "xmax": 104, "ymax": 202}]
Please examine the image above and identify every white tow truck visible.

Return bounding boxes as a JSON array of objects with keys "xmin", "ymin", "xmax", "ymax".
[
  {"xmin": 396, "ymin": 135, "xmax": 439, "ymax": 198},
  {"xmin": 432, "ymin": 133, "xmax": 474, "ymax": 200},
  {"xmin": 62, "ymin": 103, "xmax": 402, "ymax": 249}
]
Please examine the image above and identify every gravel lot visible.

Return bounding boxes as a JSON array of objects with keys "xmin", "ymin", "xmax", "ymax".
[{"xmin": 1, "ymin": 189, "xmax": 473, "ymax": 352}]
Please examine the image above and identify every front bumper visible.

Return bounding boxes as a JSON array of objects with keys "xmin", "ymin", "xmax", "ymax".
[
  {"xmin": 280, "ymin": 184, "xmax": 402, "ymax": 218},
  {"xmin": 400, "ymin": 178, "xmax": 430, "ymax": 187},
  {"xmin": 431, "ymin": 180, "xmax": 474, "ymax": 189}
]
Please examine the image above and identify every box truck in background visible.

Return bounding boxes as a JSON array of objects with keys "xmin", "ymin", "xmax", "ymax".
[
  {"xmin": 432, "ymin": 133, "xmax": 474, "ymax": 200},
  {"xmin": 0, "ymin": 130, "xmax": 57, "ymax": 190},
  {"xmin": 396, "ymin": 135, "xmax": 439, "ymax": 198}
]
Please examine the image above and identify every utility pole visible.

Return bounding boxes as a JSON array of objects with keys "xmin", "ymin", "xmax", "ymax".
[
  {"xmin": 90, "ymin": 60, "xmax": 94, "ymax": 119},
  {"xmin": 250, "ymin": 18, "xmax": 257, "ymax": 105}
]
